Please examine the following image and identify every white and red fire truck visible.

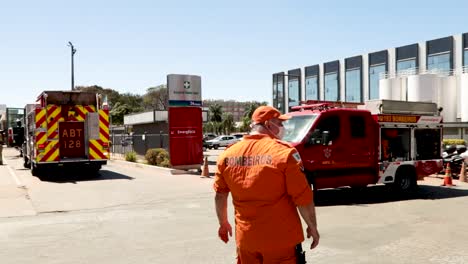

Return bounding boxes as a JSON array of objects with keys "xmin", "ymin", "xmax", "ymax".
[
  {"xmin": 282, "ymin": 99, "xmax": 444, "ymax": 192},
  {"xmin": 23, "ymin": 91, "xmax": 110, "ymax": 176}
]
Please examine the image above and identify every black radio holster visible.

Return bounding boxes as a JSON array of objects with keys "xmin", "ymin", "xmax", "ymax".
[{"xmin": 295, "ymin": 243, "xmax": 306, "ymax": 264}]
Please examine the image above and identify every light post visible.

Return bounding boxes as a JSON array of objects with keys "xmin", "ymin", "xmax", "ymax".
[{"xmin": 68, "ymin": 41, "xmax": 77, "ymax": 91}]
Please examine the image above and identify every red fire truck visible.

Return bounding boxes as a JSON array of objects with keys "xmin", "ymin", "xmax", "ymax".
[
  {"xmin": 23, "ymin": 91, "xmax": 110, "ymax": 176},
  {"xmin": 283, "ymin": 99, "xmax": 443, "ymax": 192}
]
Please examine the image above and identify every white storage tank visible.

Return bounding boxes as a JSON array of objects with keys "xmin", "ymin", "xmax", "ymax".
[
  {"xmin": 461, "ymin": 73, "xmax": 468, "ymax": 122},
  {"xmin": 391, "ymin": 77, "xmax": 405, "ymax": 101},
  {"xmin": 440, "ymin": 76, "xmax": 457, "ymax": 122},
  {"xmin": 407, "ymin": 74, "xmax": 439, "ymax": 102},
  {"xmin": 379, "ymin": 78, "xmax": 393, "ymax": 100}
]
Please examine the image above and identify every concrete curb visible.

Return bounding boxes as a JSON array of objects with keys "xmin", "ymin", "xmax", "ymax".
[{"xmin": 109, "ymin": 159, "xmax": 193, "ymax": 175}]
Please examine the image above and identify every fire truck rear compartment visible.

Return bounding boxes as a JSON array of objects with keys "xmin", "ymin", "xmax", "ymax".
[{"xmin": 59, "ymin": 121, "xmax": 85, "ymax": 159}]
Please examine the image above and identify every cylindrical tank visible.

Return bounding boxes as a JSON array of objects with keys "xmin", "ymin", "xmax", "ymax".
[
  {"xmin": 407, "ymin": 74, "xmax": 438, "ymax": 102},
  {"xmin": 379, "ymin": 78, "xmax": 393, "ymax": 100},
  {"xmin": 440, "ymin": 76, "xmax": 457, "ymax": 122},
  {"xmin": 391, "ymin": 77, "xmax": 404, "ymax": 101},
  {"xmin": 460, "ymin": 73, "xmax": 468, "ymax": 122}
]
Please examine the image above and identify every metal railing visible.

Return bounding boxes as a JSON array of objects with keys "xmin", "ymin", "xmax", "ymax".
[
  {"xmin": 110, "ymin": 133, "xmax": 169, "ymax": 156},
  {"xmin": 380, "ymin": 67, "xmax": 468, "ymax": 80}
]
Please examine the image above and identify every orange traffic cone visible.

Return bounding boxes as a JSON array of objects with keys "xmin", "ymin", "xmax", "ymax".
[
  {"xmin": 459, "ymin": 162, "xmax": 467, "ymax": 183},
  {"xmin": 201, "ymin": 156, "xmax": 210, "ymax": 177},
  {"xmin": 441, "ymin": 163, "xmax": 455, "ymax": 187}
]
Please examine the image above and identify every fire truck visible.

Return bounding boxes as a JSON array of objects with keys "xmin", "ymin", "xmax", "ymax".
[
  {"xmin": 283, "ymin": 99, "xmax": 444, "ymax": 192},
  {"xmin": 23, "ymin": 91, "xmax": 110, "ymax": 176}
]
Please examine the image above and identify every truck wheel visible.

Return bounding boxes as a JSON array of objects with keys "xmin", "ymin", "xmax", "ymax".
[
  {"xmin": 23, "ymin": 155, "xmax": 30, "ymax": 169},
  {"xmin": 31, "ymin": 163, "xmax": 40, "ymax": 177},
  {"xmin": 391, "ymin": 166, "xmax": 417, "ymax": 192}
]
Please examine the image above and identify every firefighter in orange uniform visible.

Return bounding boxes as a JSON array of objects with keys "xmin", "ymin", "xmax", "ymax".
[{"xmin": 214, "ymin": 106, "xmax": 319, "ymax": 263}]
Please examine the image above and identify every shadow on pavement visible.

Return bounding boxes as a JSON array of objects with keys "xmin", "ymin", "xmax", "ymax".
[
  {"xmin": 37, "ymin": 169, "xmax": 134, "ymax": 183},
  {"xmin": 315, "ymin": 184, "xmax": 468, "ymax": 207}
]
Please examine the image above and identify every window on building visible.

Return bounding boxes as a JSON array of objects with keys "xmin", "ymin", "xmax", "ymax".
[
  {"xmin": 396, "ymin": 58, "xmax": 417, "ymax": 74},
  {"xmin": 464, "ymin": 49, "xmax": 468, "ymax": 70},
  {"xmin": 369, "ymin": 64, "xmax": 386, "ymax": 100},
  {"xmin": 324, "ymin": 72, "xmax": 338, "ymax": 101},
  {"xmin": 427, "ymin": 52, "xmax": 451, "ymax": 72},
  {"xmin": 273, "ymin": 82, "xmax": 277, "ymax": 107},
  {"xmin": 277, "ymin": 82, "xmax": 284, "ymax": 112},
  {"xmin": 305, "ymin": 75, "xmax": 318, "ymax": 100},
  {"xmin": 345, "ymin": 68, "xmax": 361, "ymax": 102},
  {"xmin": 288, "ymin": 79, "xmax": 300, "ymax": 107}
]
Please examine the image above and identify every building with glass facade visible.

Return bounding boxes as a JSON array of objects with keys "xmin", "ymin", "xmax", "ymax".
[{"xmin": 272, "ymin": 33, "xmax": 468, "ymax": 140}]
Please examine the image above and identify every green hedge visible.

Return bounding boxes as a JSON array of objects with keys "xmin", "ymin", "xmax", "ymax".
[
  {"xmin": 145, "ymin": 148, "xmax": 171, "ymax": 167},
  {"xmin": 443, "ymin": 139, "xmax": 466, "ymax": 146},
  {"xmin": 125, "ymin": 151, "xmax": 137, "ymax": 162}
]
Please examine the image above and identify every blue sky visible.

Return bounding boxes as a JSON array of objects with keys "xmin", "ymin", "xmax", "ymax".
[{"xmin": 1, "ymin": 0, "xmax": 467, "ymax": 108}]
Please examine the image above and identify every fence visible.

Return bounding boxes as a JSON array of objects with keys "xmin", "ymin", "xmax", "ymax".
[{"xmin": 111, "ymin": 133, "xmax": 169, "ymax": 156}]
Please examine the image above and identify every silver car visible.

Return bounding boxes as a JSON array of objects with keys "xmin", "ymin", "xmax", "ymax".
[{"xmin": 205, "ymin": 135, "xmax": 238, "ymax": 149}]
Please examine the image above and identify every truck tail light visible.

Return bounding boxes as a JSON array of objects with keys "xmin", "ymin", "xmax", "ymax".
[
  {"xmin": 38, "ymin": 144, "xmax": 46, "ymax": 149},
  {"xmin": 102, "ymin": 142, "xmax": 109, "ymax": 147}
]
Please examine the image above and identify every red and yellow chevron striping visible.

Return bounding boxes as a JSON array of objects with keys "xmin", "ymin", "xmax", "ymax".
[
  {"xmin": 69, "ymin": 105, "xmax": 96, "ymax": 121},
  {"xmin": 40, "ymin": 140, "xmax": 59, "ymax": 162},
  {"xmin": 47, "ymin": 105, "xmax": 63, "ymax": 139},
  {"xmin": 89, "ymin": 109, "xmax": 110, "ymax": 160},
  {"xmin": 89, "ymin": 140, "xmax": 108, "ymax": 160},
  {"xmin": 35, "ymin": 108, "xmax": 47, "ymax": 129},
  {"xmin": 99, "ymin": 109, "xmax": 110, "ymax": 143}
]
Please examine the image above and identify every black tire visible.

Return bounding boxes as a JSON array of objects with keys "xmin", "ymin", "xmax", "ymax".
[
  {"xmin": 213, "ymin": 145, "xmax": 219, "ymax": 150},
  {"xmin": 390, "ymin": 166, "xmax": 417, "ymax": 192},
  {"xmin": 31, "ymin": 163, "xmax": 40, "ymax": 177},
  {"xmin": 23, "ymin": 155, "xmax": 30, "ymax": 169}
]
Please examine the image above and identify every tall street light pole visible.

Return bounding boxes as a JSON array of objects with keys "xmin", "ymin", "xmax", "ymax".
[{"xmin": 68, "ymin": 41, "xmax": 77, "ymax": 91}]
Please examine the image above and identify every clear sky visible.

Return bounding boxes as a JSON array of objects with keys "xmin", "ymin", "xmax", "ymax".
[{"xmin": 1, "ymin": 0, "xmax": 467, "ymax": 108}]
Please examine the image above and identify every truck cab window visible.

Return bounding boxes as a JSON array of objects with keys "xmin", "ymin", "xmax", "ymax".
[{"xmin": 315, "ymin": 116, "xmax": 340, "ymax": 142}]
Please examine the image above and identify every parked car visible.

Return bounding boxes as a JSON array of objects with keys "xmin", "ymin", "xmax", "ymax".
[
  {"xmin": 121, "ymin": 137, "xmax": 133, "ymax": 146},
  {"xmin": 231, "ymin": 133, "xmax": 246, "ymax": 141},
  {"xmin": 205, "ymin": 135, "xmax": 238, "ymax": 149},
  {"xmin": 203, "ymin": 133, "xmax": 217, "ymax": 141}
]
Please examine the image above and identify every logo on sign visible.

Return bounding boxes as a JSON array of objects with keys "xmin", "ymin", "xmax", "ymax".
[{"xmin": 183, "ymin": 81, "xmax": 190, "ymax": 90}]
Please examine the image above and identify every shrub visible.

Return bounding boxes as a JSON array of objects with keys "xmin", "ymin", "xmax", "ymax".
[
  {"xmin": 125, "ymin": 151, "xmax": 137, "ymax": 162},
  {"xmin": 145, "ymin": 148, "xmax": 170, "ymax": 167},
  {"xmin": 159, "ymin": 159, "xmax": 171, "ymax": 168},
  {"xmin": 443, "ymin": 139, "xmax": 466, "ymax": 147}
]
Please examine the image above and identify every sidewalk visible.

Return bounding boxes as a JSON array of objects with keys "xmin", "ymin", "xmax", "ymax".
[
  {"xmin": 0, "ymin": 147, "xmax": 36, "ymax": 217},
  {"xmin": 109, "ymin": 152, "xmax": 216, "ymax": 176}
]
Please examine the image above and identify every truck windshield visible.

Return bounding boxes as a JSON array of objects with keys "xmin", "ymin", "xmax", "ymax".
[{"xmin": 282, "ymin": 115, "xmax": 318, "ymax": 143}]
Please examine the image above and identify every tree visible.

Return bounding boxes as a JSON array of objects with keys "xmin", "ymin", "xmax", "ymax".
[
  {"xmin": 76, "ymin": 85, "xmax": 121, "ymax": 109},
  {"xmin": 109, "ymin": 102, "xmax": 132, "ymax": 125},
  {"xmin": 209, "ymin": 104, "xmax": 223, "ymax": 123},
  {"xmin": 239, "ymin": 116, "xmax": 251, "ymax": 132},
  {"xmin": 203, "ymin": 122, "xmax": 215, "ymax": 134},
  {"xmin": 244, "ymin": 101, "xmax": 267, "ymax": 119},
  {"xmin": 143, "ymin": 84, "xmax": 168, "ymax": 110},
  {"xmin": 222, "ymin": 113, "xmax": 235, "ymax": 134}
]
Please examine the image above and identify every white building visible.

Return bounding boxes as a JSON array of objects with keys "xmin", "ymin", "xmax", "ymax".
[{"xmin": 273, "ymin": 33, "xmax": 468, "ymax": 140}]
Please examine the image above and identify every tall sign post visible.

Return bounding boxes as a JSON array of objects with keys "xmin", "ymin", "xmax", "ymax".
[{"xmin": 167, "ymin": 74, "xmax": 203, "ymax": 170}]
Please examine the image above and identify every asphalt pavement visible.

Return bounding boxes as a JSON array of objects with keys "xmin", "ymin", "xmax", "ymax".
[{"xmin": 1, "ymin": 146, "xmax": 468, "ymax": 263}]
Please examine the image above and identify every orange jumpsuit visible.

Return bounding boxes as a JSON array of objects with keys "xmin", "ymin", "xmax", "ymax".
[{"xmin": 214, "ymin": 134, "xmax": 313, "ymax": 263}]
